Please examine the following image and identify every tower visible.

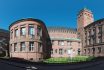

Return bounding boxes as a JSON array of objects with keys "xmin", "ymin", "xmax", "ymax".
[{"xmin": 77, "ymin": 8, "xmax": 94, "ymax": 55}]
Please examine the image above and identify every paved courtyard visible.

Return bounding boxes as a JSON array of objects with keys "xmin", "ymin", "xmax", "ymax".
[{"xmin": 0, "ymin": 58, "xmax": 104, "ymax": 70}]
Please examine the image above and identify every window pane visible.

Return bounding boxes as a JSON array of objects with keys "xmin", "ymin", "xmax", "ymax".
[
  {"xmin": 37, "ymin": 26, "xmax": 42, "ymax": 36},
  {"xmin": 58, "ymin": 41, "xmax": 64, "ymax": 46},
  {"xmin": 14, "ymin": 43, "xmax": 17, "ymax": 52},
  {"xmin": 21, "ymin": 42, "xmax": 26, "ymax": 51},
  {"xmin": 29, "ymin": 27, "xmax": 35, "ymax": 35},
  {"xmin": 21, "ymin": 28, "xmax": 26, "ymax": 35},
  {"xmin": 15, "ymin": 29, "xmax": 18, "ymax": 37},
  {"xmin": 29, "ymin": 42, "xmax": 34, "ymax": 51},
  {"xmin": 59, "ymin": 49, "xmax": 63, "ymax": 55}
]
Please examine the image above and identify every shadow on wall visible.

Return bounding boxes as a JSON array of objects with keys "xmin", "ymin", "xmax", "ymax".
[{"xmin": 39, "ymin": 20, "xmax": 52, "ymax": 59}]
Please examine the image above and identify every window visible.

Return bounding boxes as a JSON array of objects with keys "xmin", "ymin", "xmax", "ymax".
[
  {"xmin": 98, "ymin": 36, "xmax": 102, "ymax": 43},
  {"xmin": 21, "ymin": 27, "xmax": 26, "ymax": 36},
  {"xmin": 14, "ymin": 43, "xmax": 17, "ymax": 52},
  {"xmin": 51, "ymin": 40, "xmax": 54, "ymax": 45},
  {"xmin": 84, "ymin": 49, "xmax": 86, "ymax": 54},
  {"xmin": 64, "ymin": 49, "xmax": 67, "ymax": 53},
  {"xmin": 38, "ymin": 43, "xmax": 42, "ymax": 47},
  {"xmin": 59, "ymin": 49, "xmax": 63, "ymax": 55},
  {"xmin": 29, "ymin": 42, "xmax": 34, "ymax": 51},
  {"xmin": 29, "ymin": 26, "xmax": 35, "ymax": 35},
  {"xmin": 55, "ymin": 49, "xmax": 57, "ymax": 53},
  {"xmin": 92, "ymin": 48, "xmax": 95, "ymax": 54},
  {"xmin": 98, "ymin": 26, "xmax": 102, "ymax": 43},
  {"xmin": 67, "ymin": 41, "xmax": 72, "ymax": 46},
  {"xmin": 38, "ymin": 43, "xmax": 42, "ymax": 51},
  {"xmin": 98, "ymin": 26, "xmax": 102, "ymax": 34},
  {"xmin": 98, "ymin": 47, "xmax": 101, "ymax": 53},
  {"xmin": 58, "ymin": 40, "xmax": 64, "ymax": 46},
  {"xmin": 15, "ymin": 29, "xmax": 18, "ymax": 37},
  {"xmin": 37, "ymin": 26, "xmax": 42, "ymax": 36},
  {"xmin": 20, "ymin": 42, "xmax": 26, "ymax": 51},
  {"xmin": 10, "ymin": 44, "xmax": 12, "ymax": 52},
  {"xmin": 78, "ymin": 42, "xmax": 80, "ymax": 46},
  {"xmin": 88, "ymin": 48, "xmax": 90, "ymax": 54}
]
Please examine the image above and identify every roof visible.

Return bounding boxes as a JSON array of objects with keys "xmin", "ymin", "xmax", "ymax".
[
  {"xmin": 84, "ymin": 18, "xmax": 104, "ymax": 29},
  {"xmin": 77, "ymin": 8, "xmax": 92, "ymax": 15},
  {"xmin": 9, "ymin": 18, "xmax": 45, "ymax": 29},
  {"xmin": 47, "ymin": 27, "xmax": 77, "ymax": 33},
  {"xmin": 50, "ymin": 37, "xmax": 81, "ymax": 41}
]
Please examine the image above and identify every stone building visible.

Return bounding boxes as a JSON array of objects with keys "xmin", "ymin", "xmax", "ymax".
[
  {"xmin": 9, "ymin": 18, "xmax": 51, "ymax": 62},
  {"xmin": 0, "ymin": 29, "xmax": 9, "ymax": 57},
  {"xmin": 48, "ymin": 27, "xmax": 82, "ymax": 57},
  {"xmin": 77, "ymin": 8, "xmax": 94, "ymax": 55},
  {"xmin": 84, "ymin": 18, "xmax": 104, "ymax": 57}
]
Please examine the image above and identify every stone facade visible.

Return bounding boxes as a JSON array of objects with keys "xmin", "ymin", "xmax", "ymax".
[
  {"xmin": 84, "ymin": 18, "xmax": 104, "ymax": 57},
  {"xmin": 9, "ymin": 18, "xmax": 51, "ymax": 62},
  {"xmin": 48, "ymin": 27, "xmax": 82, "ymax": 57},
  {"xmin": 77, "ymin": 8, "xmax": 94, "ymax": 55}
]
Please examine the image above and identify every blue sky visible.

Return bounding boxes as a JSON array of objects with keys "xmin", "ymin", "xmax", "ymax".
[{"xmin": 0, "ymin": 0, "xmax": 103, "ymax": 30}]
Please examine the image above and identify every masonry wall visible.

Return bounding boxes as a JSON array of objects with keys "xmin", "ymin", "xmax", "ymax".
[{"xmin": 48, "ymin": 28, "xmax": 82, "ymax": 58}]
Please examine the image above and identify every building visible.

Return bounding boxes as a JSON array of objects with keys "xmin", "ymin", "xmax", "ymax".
[
  {"xmin": 77, "ymin": 8, "xmax": 94, "ymax": 55},
  {"xmin": 48, "ymin": 27, "xmax": 82, "ymax": 57},
  {"xmin": 9, "ymin": 18, "xmax": 51, "ymax": 62},
  {"xmin": 84, "ymin": 18, "xmax": 104, "ymax": 57},
  {"xmin": 0, "ymin": 29, "xmax": 9, "ymax": 57}
]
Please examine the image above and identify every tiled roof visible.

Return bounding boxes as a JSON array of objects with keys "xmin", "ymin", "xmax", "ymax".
[{"xmin": 84, "ymin": 18, "xmax": 104, "ymax": 29}]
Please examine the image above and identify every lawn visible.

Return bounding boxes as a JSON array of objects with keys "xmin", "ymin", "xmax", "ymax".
[{"xmin": 43, "ymin": 56, "xmax": 94, "ymax": 63}]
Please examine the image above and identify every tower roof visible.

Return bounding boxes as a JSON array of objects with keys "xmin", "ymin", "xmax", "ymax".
[{"xmin": 78, "ymin": 8, "xmax": 92, "ymax": 15}]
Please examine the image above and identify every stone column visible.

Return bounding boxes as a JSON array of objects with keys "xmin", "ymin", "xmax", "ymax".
[
  {"xmin": 26, "ymin": 24, "xmax": 29, "ymax": 38},
  {"xmin": 18, "ymin": 25, "xmax": 21, "ymax": 39},
  {"xmin": 13, "ymin": 28, "xmax": 15, "ymax": 40},
  {"xmin": 25, "ymin": 42, "xmax": 29, "ymax": 60},
  {"xmin": 87, "ymin": 30, "xmax": 89, "ymax": 46},
  {"xmin": 17, "ymin": 43, "xmax": 20, "ymax": 52},
  {"xmin": 96, "ymin": 26, "xmax": 99, "ymax": 43}
]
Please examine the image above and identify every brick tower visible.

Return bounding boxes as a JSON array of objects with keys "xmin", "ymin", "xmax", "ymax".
[{"xmin": 77, "ymin": 8, "xmax": 94, "ymax": 55}]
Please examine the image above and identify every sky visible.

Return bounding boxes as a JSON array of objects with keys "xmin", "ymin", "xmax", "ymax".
[{"xmin": 0, "ymin": 0, "xmax": 104, "ymax": 30}]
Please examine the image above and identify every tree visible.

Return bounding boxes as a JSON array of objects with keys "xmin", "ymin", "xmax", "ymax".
[{"xmin": 0, "ymin": 38, "xmax": 9, "ymax": 57}]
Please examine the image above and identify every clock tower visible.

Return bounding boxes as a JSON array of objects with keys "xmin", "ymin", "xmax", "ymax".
[{"xmin": 77, "ymin": 8, "xmax": 94, "ymax": 55}]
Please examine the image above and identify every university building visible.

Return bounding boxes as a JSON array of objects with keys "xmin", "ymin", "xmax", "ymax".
[
  {"xmin": 48, "ymin": 27, "xmax": 82, "ymax": 57},
  {"xmin": 77, "ymin": 8, "xmax": 104, "ymax": 57},
  {"xmin": 9, "ymin": 18, "xmax": 82, "ymax": 61},
  {"xmin": 84, "ymin": 18, "xmax": 104, "ymax": 57},
  {"xmin": 7, "ymin": 8, "xmax": 100, "ymax": 61},
  {"xmin": 9, "ymin": 18, "xmax": 51, "ymax": 62},
  {"xmin": 77, "ymin": 8, "xmax": 94, "ymax": 55}
]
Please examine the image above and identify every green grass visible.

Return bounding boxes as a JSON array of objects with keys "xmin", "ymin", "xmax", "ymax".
[{"xmin": 43, "ymin": 56, "xmax": 95, "ymax": 63}]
